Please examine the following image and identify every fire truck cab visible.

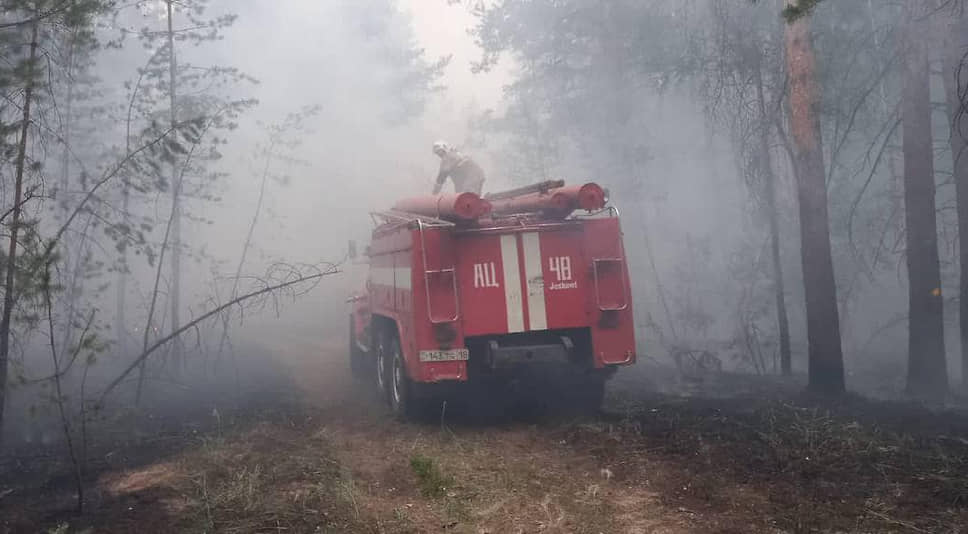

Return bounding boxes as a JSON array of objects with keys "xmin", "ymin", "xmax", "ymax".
[{"xmin": 348, "ymin": 181, "xmax": 635, "ymax": 417}]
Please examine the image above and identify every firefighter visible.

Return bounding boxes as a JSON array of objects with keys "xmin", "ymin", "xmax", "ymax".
[{"xmin": 431, "ymin": 140, "xmax": 485, "ymax": 195}]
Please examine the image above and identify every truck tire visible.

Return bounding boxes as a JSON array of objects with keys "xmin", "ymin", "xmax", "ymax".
[
  {"xmin": 349, "ymin": 316, "xmax": 366, "ymax": 380},
  {"xmin": 375, "ymin": 327, "xmax": 391, "ymax": 402},
  {"xmin": 388, "ymin": 334, "xmax": 417, "ymax": 419}
]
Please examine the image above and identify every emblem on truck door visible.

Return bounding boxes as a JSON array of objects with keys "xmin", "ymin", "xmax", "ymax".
[{"xmin": 473, "ymin": 262, "xmax": 500, "ymax": 288}]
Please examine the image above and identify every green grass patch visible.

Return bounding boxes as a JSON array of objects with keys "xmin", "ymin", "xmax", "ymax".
[{"xmin": 409, "ymin": 454, "xmax": 454, "ymax": 498}]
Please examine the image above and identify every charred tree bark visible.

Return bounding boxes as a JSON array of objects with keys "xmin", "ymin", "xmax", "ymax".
[
  {"xmin": 783, "ymin": 3, "xmax": 845, "ymax": 394},
  {"xmin": 902, "ymin": 9, "xmax": 948, "ymax": 401},
  {"xmin": 944, "ymin": 14, "xmax": 968, "ymax": 389},
  {"xmin": 0, "ymin": 21, "xmax": 39, "ymax": 434}
]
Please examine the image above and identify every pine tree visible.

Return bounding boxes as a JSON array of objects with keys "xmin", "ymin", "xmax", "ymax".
[
  {"xmin": 901, "ymin": 2, "xmax": 948, "ymax": 401},
  {"xmin": 115, "ymin": 0, "xmax": 254, "ymax": 377},
  {"xmin": 0, "ymin": 0, "xmax": 108, "ymax": 439},
  {"xmin": 783, "ymin": 0, "xmax": 844, "ymax": 393},
  {"xmin": 943, "ymin": 6, "xmax": 968, "ymax": 390}
]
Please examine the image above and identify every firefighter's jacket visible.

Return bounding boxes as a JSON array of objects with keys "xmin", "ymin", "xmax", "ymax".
[{"xmin": 433, "ymin": 150, "xmax": 485, "ymax": 195}]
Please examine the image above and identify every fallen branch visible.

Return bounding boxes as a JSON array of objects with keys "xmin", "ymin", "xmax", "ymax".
[{"xmin": 99, "ymin": 263, "xmax": 340, "ymax": 401}]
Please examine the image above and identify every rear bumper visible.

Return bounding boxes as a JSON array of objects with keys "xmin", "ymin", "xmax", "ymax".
[
  {"xmin": 486, "ymin": 336, "xmax": 574, "ymax": 369},
  {"xmin": 412, "ymin": 328, "xmax": 634, "ymax": 384},
  {"xmin": 469, "ymin": 328, "xmax": 634, "ymax": 371}
]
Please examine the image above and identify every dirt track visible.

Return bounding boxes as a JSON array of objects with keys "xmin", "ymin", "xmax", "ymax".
[{"xmin": 280, "ymin": 338, "xmax": 704, "ymax": 534}]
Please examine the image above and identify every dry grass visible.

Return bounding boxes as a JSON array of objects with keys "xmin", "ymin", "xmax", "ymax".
[
  {"xmin": 15, "ymin": 403, "xmax": 382, "ymax": 534},
  {"xmin": 574, "ymin": 388, "xmax": 968, "ymax": 533},
  {"xmin": 15, "ymin": 338, "xmax": 968, "ymax": 534},
  {"xmin": 170, "ymin": 422, "xmax": 378, "ymax": 533}
]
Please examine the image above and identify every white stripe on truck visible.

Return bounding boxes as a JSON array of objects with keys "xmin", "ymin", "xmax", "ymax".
[
  {"xmin": 522, "ymin": 232, "xmax": 547, "ymax": 330},
  {"xmin": 500, "ymin": 234, "xmax": 524, "ymax": 333}
]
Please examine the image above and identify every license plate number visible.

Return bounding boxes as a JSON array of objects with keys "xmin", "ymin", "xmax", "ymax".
[{"xmin": 419, "ymin": 348, "xmax": 469, "ymax": 362}]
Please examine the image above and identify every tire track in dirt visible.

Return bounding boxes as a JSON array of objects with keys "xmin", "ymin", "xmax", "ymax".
[{"xmin": 277, "ymin": 336, "xmax": 701, "ymax": 533}]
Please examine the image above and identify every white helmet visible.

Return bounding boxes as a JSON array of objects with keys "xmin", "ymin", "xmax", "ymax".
[{"xmin": 432, "ymin": 140, "xmax": 450, "ymax": 156}]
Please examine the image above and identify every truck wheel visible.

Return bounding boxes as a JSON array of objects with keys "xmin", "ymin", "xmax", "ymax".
[
  {"xmin": 375, "ymin": 328, "xmax": 391, "ymax": 402},
  {"xmin": 349, "ymin": 316, "xmax": 366, "ymax": 380},
  {"xmin": 388, "ymin": 335, "xmax": 415, "ymax": 419}
]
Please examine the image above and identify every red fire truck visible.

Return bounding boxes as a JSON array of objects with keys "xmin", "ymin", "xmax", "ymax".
[{"xmin": 348, "ymin": 181, "xmax": 635, "ymax": 417}]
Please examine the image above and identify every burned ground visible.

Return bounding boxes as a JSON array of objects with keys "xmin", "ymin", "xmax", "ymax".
[{"xmin": 1, "ymin": 329, "xmax": 967, "ymax": 533}]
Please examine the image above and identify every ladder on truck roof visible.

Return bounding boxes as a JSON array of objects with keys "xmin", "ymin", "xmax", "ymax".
[
  {"xmin": 483, "ymin": 179, "xmax": 565, "ymax": 201},
  {"xmin": 369, "ymin": 210, "xmax": 460, "ymax": 324}
]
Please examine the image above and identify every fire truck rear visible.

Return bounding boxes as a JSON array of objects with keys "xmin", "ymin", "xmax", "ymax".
[{"xmin": 348, "ymin": 181, "xmax": 635, "ymax": 417}]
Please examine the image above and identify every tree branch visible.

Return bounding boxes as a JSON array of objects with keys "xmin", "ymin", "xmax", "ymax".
[{"xmin": 99, "ymin": 264, "xmax": 340, "ymax": 401}]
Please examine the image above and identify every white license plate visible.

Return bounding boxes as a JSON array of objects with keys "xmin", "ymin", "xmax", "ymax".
[{"xmin": 419, "ymin": 348, "xmax": 469, "ymax": 362}]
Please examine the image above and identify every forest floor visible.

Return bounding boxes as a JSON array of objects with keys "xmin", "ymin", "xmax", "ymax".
[{"xmin": 2, "ymin": 331, "xmax": 968, "ymax": 533}]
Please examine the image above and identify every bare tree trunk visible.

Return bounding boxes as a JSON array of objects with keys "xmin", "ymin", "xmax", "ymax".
[
  {"xmin": 135, "ymin": 107, "xmax": 228, "ymax": 402},
  {"xmin": 44, "ymin": 266, "xmax": 84, "ymax": 513},
  {"xmin": 116, "ymin": 185, "xmax": 129, "ymax": 356},
  {"xmin": 902, "ymin": 7, "xmax": 948, "ymax": 401},
  {"xmin": 944, "ymin": 13, "xmax": 968, "ymax": 390},
  {"xmin": 783, "ymin": 3, "xmax": 845, "ymax": 394},
  {"xmin": 0, "ymin": 21, "xmax": 39, "ymax": 435},
  {"xmin": 216, "ymin": 140, "xmax": 276, "ymax": 363},
  {"xmin": 167, "ymin": 0, "xmax": 183, "ymax": 370},
  {"xmin": 61, "ymin": 33, "xmax": 75, "ymax": 222},
  {"xmin": 117, "ymin": 58, "xmax": 156, "ymax": 362},
  {"xmin": 755, "ymin": 60, "xmax": 792, "ymax": 376},
  {"xmin": 136, "ymin": 172, "xmax": 179, "ymax": 403},
  {"xmin": 58, "ymin": 26, "xmax": 82, "ymax": 365}
]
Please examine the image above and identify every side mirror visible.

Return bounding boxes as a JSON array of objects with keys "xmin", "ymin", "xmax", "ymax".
[{"xmin": 347, "ymin": 240, "xmax": 357, "ymax": 260}]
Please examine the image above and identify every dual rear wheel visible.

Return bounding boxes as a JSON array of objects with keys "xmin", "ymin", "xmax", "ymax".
[
  {"xmin": 352, "ymin": 316, "xmax": 607, "ymax": 418},
  {"xmin": 349, "ymin": 315, "xmax": 419, "ymax": 419},
  {"xmin": 374, "ymin": 324, "xmax": 415, "ymax": 418}
]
